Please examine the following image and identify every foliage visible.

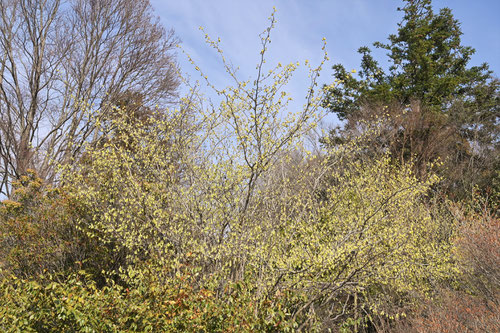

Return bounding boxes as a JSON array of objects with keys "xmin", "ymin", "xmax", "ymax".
[
  {"xmin": 62, "ymin": 8, "xmax": 328, "ymax": 287},
  {"xmin": 64, "ymin": 107, "xmax": 457, "ymax": 330},
  {"xmin": 0, "ymin": 7, "xmax": 487, "ymax": 332},
  {"xmin": 324, "ymin": 0, "xmax": 497, "ymax": 119},
  {"xmin": 453, "ymin": 196, "xmax": 499, "ymax": 303},
  {"xmin": 0, "ymin": 171, "xmax": 85, "ymax": 279},
  {"xmin": 404, "ymin": 290, "xmax": 500, "ymax": 333},
  {"xmin": 0, "ymin": 264, "xmax": 294, "ymax": 332},
  {"xmin": 63, "ymin": 105, "xmax": 193, "ymax": 269},
  {"xmin": 0, "ymin": 138, "xmax": 459, "ymax": 331},
  {"xmin": 268, "ymin": 134, "xmax": 456, "ymax": 329},
  {"xmin": 323, "ymin": 0, "xmax": 499, "ymax": 199},
  {"xmin": 0, "ymin": 0, "xmax": 180, "ymax": 196},
  {"xmin": 398, "ymin": 198, "xmax": 500, "ymax": 333}
]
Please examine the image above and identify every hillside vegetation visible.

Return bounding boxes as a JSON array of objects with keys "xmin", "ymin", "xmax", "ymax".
[{"xmin": 0, "ymin": 0, "xmax": 498, "ymax": 332}]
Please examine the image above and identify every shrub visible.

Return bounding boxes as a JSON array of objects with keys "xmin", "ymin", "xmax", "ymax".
[
  {"xmin": 0, "ymin": 264, "xmax": 294, "ymax": 332},
  {"xmin": 399, "ymin": 198, "xmax": 499, "ymax": 333},
  {"xmin": 0, "ymin": 171, "xmax": 83, "ymax": 278},
  {"xmin": 0, "ymin": 171, "xmax": 120, "ymax": 285}
]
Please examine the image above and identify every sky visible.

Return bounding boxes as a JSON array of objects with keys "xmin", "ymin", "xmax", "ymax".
[{"xmin": 151, "ymin": 0, "xmax": 500, "ymax": 125}]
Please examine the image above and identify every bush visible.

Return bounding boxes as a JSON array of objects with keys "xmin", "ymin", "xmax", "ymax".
[
  {"xmin": 0, "ymin": 171, "xmax": 119, "ymax": 285},
  {"xmin": 0, "ymin": 171, "xmax": 83, "ymax": 278},
  {"xmin": 408, "ymin": 290, "xmax": 499, "ymax": 333},
  {"xmin": 0, "ymin": 264, "xmax": 294, "ymax": 332},
  {"xmin": 399, "ymin": 198, "xmax": 500, "ymax": 333}
]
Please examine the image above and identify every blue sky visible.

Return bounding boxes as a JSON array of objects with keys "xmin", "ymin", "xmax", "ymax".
[{"xmin": 152, "ymin": 0, "xmax": 500, "ymax": 125}]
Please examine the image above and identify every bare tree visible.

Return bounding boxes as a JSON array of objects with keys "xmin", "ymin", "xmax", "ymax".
[{"xmin": 0, "ymin": 0, "xmax": 179, "ymax": 197}]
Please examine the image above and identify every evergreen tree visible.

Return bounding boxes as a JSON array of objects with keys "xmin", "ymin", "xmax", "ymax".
[{"xmin": 323, "ymin": 0, "xmax": 499, "ymax": 198}]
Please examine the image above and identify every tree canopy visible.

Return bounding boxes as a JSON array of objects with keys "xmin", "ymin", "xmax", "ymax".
[
  {"xmin": 323, "ymin": 0, "xmax": 499, "ymax": 197},
  {"xmin": 324, "ymin": 0, "xmax": 498, "ymax": 119}
]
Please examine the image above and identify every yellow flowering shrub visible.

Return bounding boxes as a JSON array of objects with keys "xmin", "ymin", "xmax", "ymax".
[{"xmin": 0, "ymin": 12, "xmax": 462, "ymax": 331}]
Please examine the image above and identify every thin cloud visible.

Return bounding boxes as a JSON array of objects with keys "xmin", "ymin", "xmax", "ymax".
[{"xmin": 152, "ymin": 0, "xmax": 500, "ymax": 126}]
